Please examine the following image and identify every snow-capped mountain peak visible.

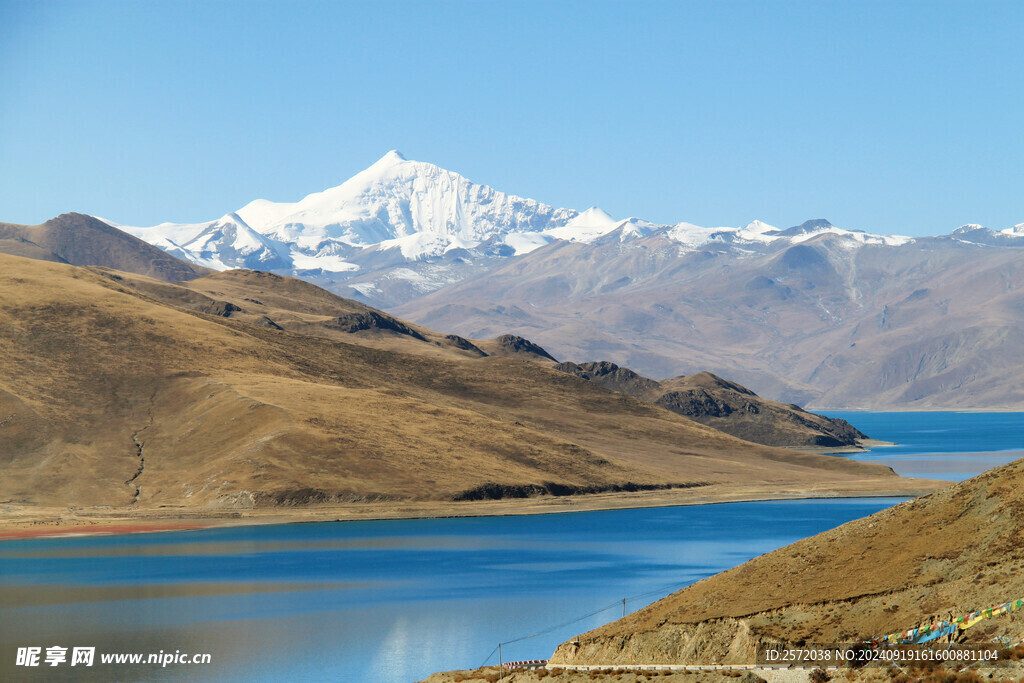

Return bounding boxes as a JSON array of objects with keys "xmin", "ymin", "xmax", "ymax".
[
  {"xmin": 116, "ymin": 152, "xmax": 582, "ymax": 279},
  {"xmin": 378, "ymin": 149, "xmax": 407, "ymax": 164},
  {"xmin": 180, "ymin": 212, "xmax": 289, "ymax": 271},
  {"xmin": 573, "ymin": 206, "xmax": 616, "ymax": 226},
  {"xmin": 543, "ymin": 206, "xmax": 619, "ymax": 242},
  {"xmin": 742, "ymin": 219, "xmax": 778, "ymax": 235},
  {"xmin": 103, "ymin": 151, "xmax": 969, "ymax": 308},
  {"xmin": 953, "ymin": 224, "xmax": 986, "ymax": 234},
  {"xmin": 235, "ymin": 151, "xmax": 578, "ymax": 256}
]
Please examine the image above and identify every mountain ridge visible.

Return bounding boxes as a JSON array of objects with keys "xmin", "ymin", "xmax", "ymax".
[
  {"xmin": 554, "ymin": 361, "xmax": 867, "ymax": 448},
  {"xmin": 29, "ymin": 152, "xmax": 1024, "ymax": 410},
  {"xmin": 103, "ymin": 152, "xmax": 1022, "ymax": 311},
  {"xmin": 396, "ymin": 229, "xmax": 1024, "ymax": 410}
]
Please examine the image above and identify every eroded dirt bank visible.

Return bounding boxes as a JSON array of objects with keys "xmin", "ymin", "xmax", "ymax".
[{"xmin": 0, "ymin": 477, "xmax": 946, "ymax": 540}]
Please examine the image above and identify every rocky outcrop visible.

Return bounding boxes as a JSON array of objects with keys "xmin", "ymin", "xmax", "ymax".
[
  {"xmin": 555, "ymin": 361, "xmax": 662, "ymax": 399},
  {"xmin": 197, "ymin": 300, "xmax": 242, "ymax": 317},
  {"xmin": 554, "ymin": 363, "xmax": 867, "ymax": 448},
  {"xmin": 495, "ymin": 334, "xmax": 556, "ymax": 361},
  {"xmin": 452, "ymin": 481, "xmax": 704, "ymax": 501},
  {"xmin": 328, "ymin": 311, "xmax": 427, "ymax": 340},
  {"xmin": 442, "ymin": 334, "xmax": 487, "ymax": 356},
  {"xmin": 655, "ymin": 389, "xmax": 741, "ymax": 418}
]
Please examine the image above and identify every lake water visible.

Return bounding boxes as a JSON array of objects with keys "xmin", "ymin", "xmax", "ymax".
[
  {"xmin": 825, "ymin": 411, "xmax": 1024, "ymax": 481},
  {"xmin": 1, "ymin": 412, "xmax": 1021, "ymax": 682}
]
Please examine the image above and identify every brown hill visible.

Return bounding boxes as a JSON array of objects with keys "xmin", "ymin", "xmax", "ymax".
[
  {"xmin": 550, "ymin": 455, "xmax": 1024, "ymax": 666},
  {"xmin": 0, "ymin": 253, "xmax": 933, "ymax": 516},
  {"xmin": 555, "ymin": 361, "xmax": 866, "ymax": 448},
  {"xmin": 99, "ymin": 268, "xmax": 502, "ymax": 361},
  {"xmin": 0, "ymin": 213, "xmax": 210, "ymax": 282}
]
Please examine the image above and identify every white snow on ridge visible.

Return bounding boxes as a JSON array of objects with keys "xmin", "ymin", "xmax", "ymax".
[
  {"xmin": 118, "ymin": 220, "xmax": 210, "ymax": 249},
  {"xmin": 100, "ymin": 151, "xmax": 971, "ymax": 294},
  {"xmin": 788, "ymin": 226, "xmax": 913, "ymax": 247},
  {"xmin": 666, "ymin": 222, "xmax": 716, "ymax": 249},
  {"xmin": 543, "ymin": 206, "xmax": 619, "ymax": 242},
  {"xmin": 378, "ymin": 231, "xmax": 479, "ymax": 259},
  {"xmin": 241, "ymin": 150, "xmax": 578, "ymax": 254},
  {"xmin": 662, "ymin": 218, "xmax": 914, "ymax": 253},
  {"xmin": 109, "ymin": 150, "xmax": 583, "ymax": 272},
  {"xmin": 742, "ymin": 219, "xmax": 777, "ymax": 235},
  {"xmin": 290, "ymin": 252, "xmax": 358, "ymax": 272},
  {"xmin": 503, "ymin": 232, "xmax": 552, "ymax": 255}
]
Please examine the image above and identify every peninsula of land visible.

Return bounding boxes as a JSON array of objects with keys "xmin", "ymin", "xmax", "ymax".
[{"xmin": 0, "ymin": 217, "xmax": 944, "ymax": 538}]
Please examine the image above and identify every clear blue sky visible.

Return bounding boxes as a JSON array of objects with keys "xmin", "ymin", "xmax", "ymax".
[{"xmin": 2, "ymin": 0, "xmax": 1022, "ymax": 235}]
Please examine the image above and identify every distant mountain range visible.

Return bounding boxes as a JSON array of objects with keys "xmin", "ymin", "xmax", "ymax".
[
  {"xmin": 88, "ymin": 153, "xmax": 1024, "ymax": 409},
  {"xmin": 396, "ymin": 223, "xmax": 1024, "ymax": 410}
]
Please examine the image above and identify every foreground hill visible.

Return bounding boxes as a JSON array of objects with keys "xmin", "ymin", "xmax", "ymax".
[
  {"xmin": 548, "ymin": 455, "xmax": 1024, "ymax": 667},
  {"xmin": 0, "ymin": 253, "xmax": 935, "ymax": 521},
  {"xmin": 555, "ymin": 361, "xmax": 866, "ymax": 448}
]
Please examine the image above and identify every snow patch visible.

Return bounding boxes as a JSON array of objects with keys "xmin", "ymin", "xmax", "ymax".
[
  {"xmin": 543, "ymin": 206, "xmax": 620, "ymax": 242},
  {"xmin": 290, "ymin": 252, "xmax": 359, "ymax": 272},
  {"xmin": 504, "ymin": 232, "xmax": 552, "ymax": 255}
]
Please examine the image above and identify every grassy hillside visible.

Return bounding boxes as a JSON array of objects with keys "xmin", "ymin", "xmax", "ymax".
[
  {"xmin": 550, "ymin": 456, "xmax": 1024, "ymax": 666},
  {"xmin": 0, "ymin": 253, "xmax": 928, "ymax": 513}
]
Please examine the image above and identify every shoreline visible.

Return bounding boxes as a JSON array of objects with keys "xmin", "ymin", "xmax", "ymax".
[
  {"xmin": 811, "ymin": 407, "xmax": 1024, "ymax": 414},
  {"xmin": 0, "ymin": 476, "xmax": 948, "ymax": 541},
  {"xmin": 792, "ymin": 437, "xmax": 897, "ymax": 455}
]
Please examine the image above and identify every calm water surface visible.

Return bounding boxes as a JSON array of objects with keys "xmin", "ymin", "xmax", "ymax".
[
  {"xmin": 1, "ymin": 412, "xmax": 1021, "ymax": 681},
  {"xmin": 826, "ymin": 411, "xmax": 1024, "ymax": 480}
]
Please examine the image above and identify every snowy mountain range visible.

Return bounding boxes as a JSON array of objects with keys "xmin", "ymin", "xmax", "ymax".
[{"xmin": 105, "ymin": 151, "xmax": 1024, "ymax": 308}]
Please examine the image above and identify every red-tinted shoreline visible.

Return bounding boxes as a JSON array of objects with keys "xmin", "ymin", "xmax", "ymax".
[{"xmin": 0, "ymin": 522, "xmax": 217, "ymax": 541}]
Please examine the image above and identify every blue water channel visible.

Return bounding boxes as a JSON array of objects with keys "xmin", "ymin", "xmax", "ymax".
[
  {"xmin": 1, "ymin": 412, "xmax": 1021, "ymax": 681},
  {"xmin": 825, "ymin": 411, "xmax": 1024, "ymax": 481}
]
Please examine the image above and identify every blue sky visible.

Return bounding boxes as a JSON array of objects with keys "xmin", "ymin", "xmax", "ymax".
[{"xmin": 2, "ymin": 0, "xmax": 1022, "ymax": 235}]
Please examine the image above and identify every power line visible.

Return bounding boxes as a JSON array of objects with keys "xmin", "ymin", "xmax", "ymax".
[
  {"xmin": 478, "ymin": 578, "xmax": 696, "ymax": 665},
  {"xmin": 477, "ymin": 644, "xmax": 499, "ymax": 669}
]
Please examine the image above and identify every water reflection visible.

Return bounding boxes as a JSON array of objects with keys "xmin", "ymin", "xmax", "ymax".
[
  {"xmin": 851, "ymin": 451, "xmax": 1024, "ymax": 480},
  {"xmin": 2, "ymin": 500, "xmax": 899, "ymax": 681},
  {"xmin": 3, "ymin": 411, "xmax": 1021, "ymax": 681},
  {"xmin": 824, "ymin": 411, "xmax": 1023, "ymax": 481}
]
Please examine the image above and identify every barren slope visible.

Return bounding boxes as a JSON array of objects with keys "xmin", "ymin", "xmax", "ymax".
[
  {"xmin": 550, "ymin": 456, "xmax": 1024, "ymax": 666},
  {"xmin": 395, "ymin": 233, "xmax": 1024, "ymax": 410},
  {"xmin": 0, "ymin": 254, "xmax": 931, "ymax": 514},
  {"xmin": 0, "ymin": 213, "xmax": 210, "ymax": 282},
  {"xmin": 555, "ymin": 362, "xmax": 866, "ymax": 448}
]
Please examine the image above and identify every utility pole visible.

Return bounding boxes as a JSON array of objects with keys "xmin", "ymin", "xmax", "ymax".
[
  {"xmin": 498, "ymin": 642, "xmax": 502, "ymax": 678},
  {"xmin": 622, "ymin": 598, "xmax": 626, "ymax": 618}
]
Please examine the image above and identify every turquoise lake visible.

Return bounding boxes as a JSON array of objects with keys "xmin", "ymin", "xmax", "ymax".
[
  {"xmin": 1, "ymin": 412, "xmax": 1021, "ymax": 681},
  {"xmin": 825, "ymin": 411, "xmax": 1024, "ymax": 480}
]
